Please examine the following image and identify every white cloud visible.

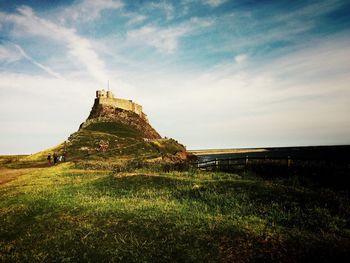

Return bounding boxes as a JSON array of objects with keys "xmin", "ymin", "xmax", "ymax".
[
  {"xmin": 121, "ymin": 36, "xmax": 350, "ymax": 149},
  {"xmin": 127, "ymin": 25, "xmax": 188, "ymax": 53},
  {"xmin": 0, "ymin": 6, "xmax": 109, "ymax": 84},
  {"xmin": 0, "ymin": 43, "xmax": 22, "ymax": 63},
  {"xmin": 126, "ymin": 14, "xmax": 147, "ymax": 25},
  {"xmin": 0, "ymin": 73, "xmax": 95, "ymax": 154},
  {"xmin": 271, "ymin": 36, "xmax": 350, "ymax": 78},
  {"xmin": 272, "ymin": 0, "xmax": 343, "ymax": 22},
  {"xmin": 204, "ymin": 11, "xmax": 315, "ymax": 54},
  {"xmin": 59, "ymin": 0, "xmax": 124, "ymax": 23},
  {"xmin": 234, "ymin": 54, "xmax": 247, "ymax": 64},
  {"xmin": 203, "ymin": 0, "xmax": 227, "ymax": 7},
  {"xmin": 127, "ymin": 17, "xmax": 213, "ymax": 53},
  {"xmin": 146, "ymin": 1, "xmax": 175, "ymax": 20}
]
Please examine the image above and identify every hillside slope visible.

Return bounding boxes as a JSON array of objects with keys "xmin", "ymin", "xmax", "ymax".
[
  {"xmin": 24, "ymin": 99, "xmax": 189, "ymax": 164},
  {"xmin": 83, "ymin": 101, "xmax": 161, "ymax": 140}
]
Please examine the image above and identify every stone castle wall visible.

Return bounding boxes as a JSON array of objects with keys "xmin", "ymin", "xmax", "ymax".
[
  {"xmin": 96, "ymin": 97, "xmax": 143, "ymax": 115},
  {"xmin": 95, "ymin": 90, "xmax": 144, "ymax": 117}
]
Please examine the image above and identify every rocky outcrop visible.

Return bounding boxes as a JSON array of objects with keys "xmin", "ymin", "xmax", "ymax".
[{"xmin": 79, "ymin": 102, "xmax": 161, "ymax": 140}]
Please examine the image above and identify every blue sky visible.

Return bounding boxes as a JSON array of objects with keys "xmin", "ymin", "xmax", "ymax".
[{"xmin": 0, "ymin": 0, "xmax": 350, "ymax": 154}]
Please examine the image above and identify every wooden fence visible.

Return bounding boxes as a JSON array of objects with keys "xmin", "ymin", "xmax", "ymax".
[{"xmin": 192, "ymin": 156, "xmax": 349, "ymax": 172}]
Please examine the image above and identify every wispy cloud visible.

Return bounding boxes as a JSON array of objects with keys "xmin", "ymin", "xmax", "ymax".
[
  {"xmin": 127, "ymin": 26, "xmax": 188, "ymax": 53},
  {"xmin": 13, "ymin": 44, "xmax": 64, "ymax": 79},
  {"xmin": 126, "ymin": 13, "xmax": 147, "ymax": 25},
  {"xmin": 266, "ymin": 34, "xmax": 350, "ymax": 82},
  {"xmin": 146, "ymin": 1, "xmax": 175, "ymax": 20},
  {"xmin": 59, "ymin": 0, "xmax": 124, "ymax": 23},
  {"xmin": 195, "ymin": 0, "xmax": 344, "ymax": 57},
  {"xmin": 202, "ymin": 0, "xmax": 227, "ymax": 8},
  {"xmin": 122, "ymin": 35, "xmax": 350, "ymax": 148},
  {"xmin": 0, "ymin": 43, "xmax": 22, "ymax": 63},
  {"xmin": 272, "ymin": 0, "xmax": 343, "ymax": 22},
  {"xmin": 201, "ymin": 11, "xmax": 316, "ymax": 55},
  {"xmin": 0, "ymin": 6, "xmax": 109, "ymax": 83},
  {"xmin": 127, "ymin": 17, "xmax": 213, "ymax": 53}
]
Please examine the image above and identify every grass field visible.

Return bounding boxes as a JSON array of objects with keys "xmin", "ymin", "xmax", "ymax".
[{"xmin": 1, "ymin": 158, "xmax": 349, "ymax": 262}]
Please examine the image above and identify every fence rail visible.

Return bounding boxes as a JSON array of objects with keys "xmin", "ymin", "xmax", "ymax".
[{"xmin": 191, "ymin": 155, "xmax": 349, "ymax": 171}]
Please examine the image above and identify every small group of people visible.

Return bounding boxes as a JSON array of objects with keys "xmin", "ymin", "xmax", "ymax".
[{"xmin": 47, "ymin": 152, "xmax": 67, "ymax": 165}]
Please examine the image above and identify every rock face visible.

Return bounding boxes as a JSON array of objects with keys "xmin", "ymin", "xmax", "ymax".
[{"xmin": 80, "ymin": 100, "xmax": 161, "ymax": 140}]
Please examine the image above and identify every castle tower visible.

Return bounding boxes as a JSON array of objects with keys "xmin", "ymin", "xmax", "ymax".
[
  {"xmin": 96, "ymin": 90, "xmax": 107, "ymax": 98},
  {"xmin": 107, "ymin": 91, "xmax": 114, "ymax": 98}
]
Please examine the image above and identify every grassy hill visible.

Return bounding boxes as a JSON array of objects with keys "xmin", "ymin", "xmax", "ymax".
[
  {"xmin": 8, "ymin": 120, "xmax": 187, "ymax": 170},
  {"xmin": 5, "ymin": 98, "xmax": 187, "ymax": 170}
]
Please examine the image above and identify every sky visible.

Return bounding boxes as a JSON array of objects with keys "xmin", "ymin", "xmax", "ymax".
[{"xmin": 0, "ymin": 0, "xmax": 350, "ymax": 154}]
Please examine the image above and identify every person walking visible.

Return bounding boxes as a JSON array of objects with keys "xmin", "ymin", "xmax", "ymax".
[
  {"xmin": 53, "ymin": 153, "xmax": 58, "ymax": 165},
  {"xmin": 47, "ymin": 153, "xmax": 52, "ymax": 165}
]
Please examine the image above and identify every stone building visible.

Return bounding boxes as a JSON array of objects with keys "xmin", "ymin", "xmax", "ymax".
[{"xmin": 95, "ymin": 89, "xmax": 145, "ymax": 118}]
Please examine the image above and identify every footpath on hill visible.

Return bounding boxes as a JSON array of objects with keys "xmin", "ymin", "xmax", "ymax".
[{"xmin": 0, "ymin": 168, "xmax": 34, "ymax": 185}]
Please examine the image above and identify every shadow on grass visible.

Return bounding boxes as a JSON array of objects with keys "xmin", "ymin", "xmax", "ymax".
[
  {"xmin": 2, "ymin": 192, "xmax": 349, "ymax": 263},
  {"xmin": 0, "ymin": 195, "xmax": 242, "ymax": 262},
  {"xmin": 1, "ymin": 173, "xmax": 350, "ymax": 262},
  {"xmin": 67, "ymin": 174, "xmax": 350, "ymax": 241}
]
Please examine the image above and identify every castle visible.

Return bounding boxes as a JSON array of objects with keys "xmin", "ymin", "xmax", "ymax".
[{"xmin": 95, "ymin": 89, "xmax": 146, "ymax": 118}]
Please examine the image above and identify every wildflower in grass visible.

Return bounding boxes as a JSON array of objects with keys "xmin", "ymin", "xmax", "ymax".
[{"xmin": 192, "ymin": 184, "xmax": 201, "ymax": 190}]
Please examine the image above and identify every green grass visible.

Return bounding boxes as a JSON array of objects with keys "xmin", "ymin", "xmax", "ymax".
[
  {"xmin": 1, "ymin": 162, "xmax": 349, "ymax": 262},
  {"xmin": 14, "ymin": 121, "xmax": 188, "ymax": 167},
  {"xmin": 85, "ymin": 122, "xmax": 142, "ymax": 138}
]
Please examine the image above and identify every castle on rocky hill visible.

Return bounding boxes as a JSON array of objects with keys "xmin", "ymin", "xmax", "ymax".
[{"xmin": 95, "ymin": 89, "xmax": 146, "ymax": 119}]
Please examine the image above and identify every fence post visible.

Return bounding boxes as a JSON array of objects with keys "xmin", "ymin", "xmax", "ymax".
[
  {"xmin": 287, "ymin": 156, "xmax": 291, "ymax": 167},
  {"xmin": 244, "ymin": 156, "xmax": 249, "ymax": 174},
  {"xmin": 215, "ymin": 158, "xmax": 219, "ymax": 170}
]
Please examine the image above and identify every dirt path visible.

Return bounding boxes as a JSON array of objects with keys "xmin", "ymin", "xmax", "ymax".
[{"xmin": 0, "ymin": 168, "xmax": 33, "ymax": 185}]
